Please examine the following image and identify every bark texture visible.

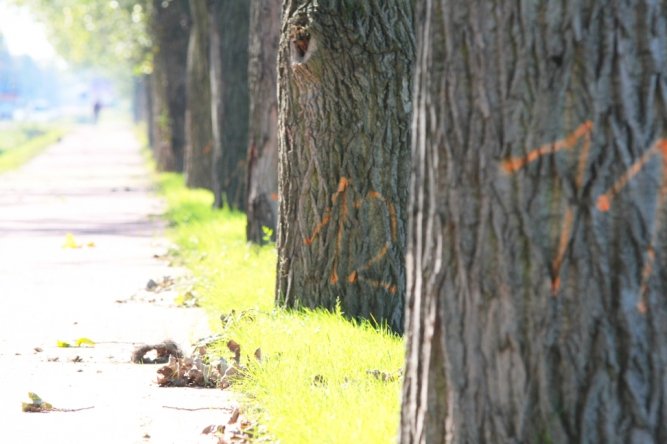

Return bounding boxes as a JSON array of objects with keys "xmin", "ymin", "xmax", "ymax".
[
  {"xmin": 245, "ymin": 0, "xmax": 281, "ymax": 244},
  {"xmin": 184, "ymin": 0, "xmax": 213, "ymax": 190},
  {"xmin": 401, "ymin": 1, "xmax": 667, "ymax": 443},
  {"xmin": 149, "ymin": 0, "xmax": 190, "ymax": 172},
  {"xmin": 209, "ymin": 0, "xmax": 250, "ymax": 209},
  {"xmin": 276, "ymin": 1, "xmax": 414, "ymax": 333}
]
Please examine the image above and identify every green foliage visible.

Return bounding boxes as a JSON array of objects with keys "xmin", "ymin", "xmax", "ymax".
[
  {"xmin": 11, "ymin": 0, "xmax": 151, "ymax": 74},
  {"xmin": 157, "ymin": 173, "xmax": 405, "ymax": 444},
  {"xmin": 0, "ymin": 124, "xmax": 65, "ymax": 173}
]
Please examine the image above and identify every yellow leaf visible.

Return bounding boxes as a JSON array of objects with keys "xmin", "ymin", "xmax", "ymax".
[
  {"xmin": 86, "ymin": 241, "xmax": 96, "ymax": 248},
  {"xmin": 28, "ymin": 392, "xmax": 42, "ymax": 402},
  {"xmin": 62, "ymin": 233, "xmax": 81, "ymax": 249},
  {"xmin": 56, "ymin": 340, "xmax": 70, "ymax": 348},
  {"xmin": 75, "ymin": 337, "xmax": 95, "ymax": 347}
]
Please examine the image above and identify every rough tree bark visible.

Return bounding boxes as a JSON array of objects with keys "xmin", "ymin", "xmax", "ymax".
[
  {"xmin": 401, "ymin": 1, "xmax": 667, "ymax": 443},
  {"xmin": 276, "ymin": 1, "xmax": 414, "ymax": 333},
  {"xmin": 148, "ymin": 0, "xmax": 190, "ymax": 172},
  {"xmin": 184, "ymin": 0, "xmax": 213, "ymax": 190},
  {"xmin": 245, "ymin": 0, "xmax": 280, "ymax": 244},
  {"xmin": 208, "ymin": 0, "xmax": 250, "ymax": 209}
]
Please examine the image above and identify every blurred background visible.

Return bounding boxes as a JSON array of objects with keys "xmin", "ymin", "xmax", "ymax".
[{"xmin": 0, "ymin": 1, "xmax": 119, "ymax": 125}]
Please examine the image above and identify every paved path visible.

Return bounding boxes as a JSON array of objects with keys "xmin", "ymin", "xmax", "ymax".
[{"xmin": 0, "ymin": 123, "xmax": 231, "ymax": 443}]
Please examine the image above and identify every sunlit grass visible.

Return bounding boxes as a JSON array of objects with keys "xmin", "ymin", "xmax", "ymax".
[
  {"xmin": 156, "ymin": 173, "xmax": 404, "ymax": 444},
  {"xmin": 0, "ymin": 124, "xmax": 66, "ymax": 173}
]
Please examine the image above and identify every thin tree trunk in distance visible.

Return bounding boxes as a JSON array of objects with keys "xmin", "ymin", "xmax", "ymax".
[
  {"xmin": 149, "ymin": 0, "xmax": 189, "ymax": 172},
  {"xmin": 144, "ymin": 74, "xmax": 155, "ymax": 149},
  {"xmin": 208, "ymin": 0, "xmax": 250, "ymax": 209},
  {"xmin": 184, "ymin": 0, "xmax": 213, "ymax": 190},
  {"xmin": 401, "ymin": 1, "xmax": 667, "ymax": 442},
  {"xmin": 276, "ymin": 1, "xmax": 415, "ymax": 333},
  {"xmin": 246, "ymin": 0, "xmax": 280, "ymax": 243},
  {"xmin": 132, "ymin": 75, "xmax": 147, "ymax": 124}
]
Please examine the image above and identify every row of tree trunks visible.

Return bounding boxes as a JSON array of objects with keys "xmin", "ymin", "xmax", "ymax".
[
  {"xmin": 401, "ymin": 1, "xmax": 667, "ymax": 442},
  {"xmin": 142, "ymin": 0, "xmax": 278, "ymax": 240},
  {"xmin": 148, "ymin": 0, "xmax": 189, "ymax": 172},
  {"xmin": 184, "ymin": 0, "xmax": 213, "ymax": 190},
  {"xmin": 245, "ymin": 0, "xmax": 281, "ymax": 243},
  {"xmin": 209, "ymin": 0, "xmax": 250, "ymax": 209},
  {"xmin": 276, "ymin": 0, "xmax": 415, "ymax": 333}
]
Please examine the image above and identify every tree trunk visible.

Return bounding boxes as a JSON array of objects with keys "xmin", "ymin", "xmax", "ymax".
[
  {"xmin": 145, "ymin": 74, "xmax": 156, "ymax": 149},
  {"xmin": 132, "ymin": 75, "xmax": 147, "ymax": 124},
  {"xmin": 149, "ymin": 0, "xmax": 189, "ymax": 172},
  {"xmin": 276, "ymin": 1, "xmax": 414, "ymax": 333},
  {"xmin": 208, "ymin": 0, "xmax": 250, "ymax": 209},
  {"xmin": 401, "ymin": 1, "xmax": 667, "ymax": 442},
  {"xmin": 245, "ymin": 0, "xmax": 280, "ymax": 244},
  {"xmin": 184, "ymin": 0, "xmax": 213, "ymax": 190}
]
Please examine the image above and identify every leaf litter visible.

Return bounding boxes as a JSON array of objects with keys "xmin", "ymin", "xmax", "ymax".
[{"xmin": 22, "ymin": 392, "xmax": 94, "ymax": 413}]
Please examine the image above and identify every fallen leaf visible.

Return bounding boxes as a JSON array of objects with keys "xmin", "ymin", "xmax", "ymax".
[
  {"xmin": 227, "ymin": 340, "xmax": 241, "ymax": 365},
  {"xmin": 228, "ymin": 407, "xmax": 241, "ymax": 424},
  {"xmin": 56, "ymin": 340, "xmax": 70, "ymax": 348},
  {"xmin": 22, "ymin": 392, "xmax": 53, "ymax": 412},
  {"xmin": 62, "ymin": 233, "xmax": 81, "ymax": 249},
  {"xmin": 75, "ymin": 337, "xmax": 95, "ymax": 347},
  {"xmin": 202, "ymin": 424, "xmax": 226, "ymax": 435}
]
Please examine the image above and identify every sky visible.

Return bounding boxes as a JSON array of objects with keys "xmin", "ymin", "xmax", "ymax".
[{"xmin": 0, "ymin": 1, "xmax": 58, "ymax": 62}]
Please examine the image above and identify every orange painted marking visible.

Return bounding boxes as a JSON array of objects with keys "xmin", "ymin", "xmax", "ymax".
[
  {"xmin": 358, "ymin": 276, "xmax": 397, "ymax": 294},
  {"xmin": 501, "ymin": 120, "xmax": 593, "ymax": 174},
  {"xmin": 337, "ymin": 176, "xmax": 349, "ymax": 193},
  {"xmin": 303, "ymin": 176, "xmax": 398, "ymax": 293},
  {"xmin": 596, "ymin": 141, "xmax": 661, "ymax": 212},
  {"xmin": 356, "ymin": 244, "xmax": 389, "ymax": 275},
  {"xmin": 387, "ymin": 201, "xmax": 398, "ymax": 242},
  {"xmin": 304, "ymin": 212, "xmax": 331, "ymax": 245},
  {"xmin": 551, "ymin": 208, "xmax": 574, "ymax": 294},
  {"xmin": 575, "ymin": 131, "xmax": 592, "ymax": 189}
]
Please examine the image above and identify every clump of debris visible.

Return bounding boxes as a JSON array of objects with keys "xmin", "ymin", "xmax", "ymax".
[{"xmin": 132, "ymin": 338, "xmax": 259, "ymax": 389}]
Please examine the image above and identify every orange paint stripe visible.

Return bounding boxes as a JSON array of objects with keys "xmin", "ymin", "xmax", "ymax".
[
  {"xmin": 596, "ymin": 142, "xmax": 660, "ymax": 212},
  {"xmin": 330, "ymin": 269, "xmax": 339, "ymax": 284},
  {"xmin": 552, "ymin": 208, "xmax": 574, "ymax": 281},
  {"xmin": 358, "ymin": 276, "xmax": 397, "ymax": 294},
  {"xmin": 304, "ymin": 212, "xmax": 331, "ymax": 245},
  {"xmin": 575, "ymin": 133, "xmax": 592, "ymax": 189},
  {"xmin": 355, "ymin": 243, "xmax": 389, "ymax": 275},
  {"xmin": 501, "ymin": 121, "xmax": 593, "ymax": 174}
]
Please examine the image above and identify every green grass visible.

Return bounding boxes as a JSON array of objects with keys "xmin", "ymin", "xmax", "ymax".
[
  {"xmin": 0, "ymin": 124, "xmax": 66, "ymax": 173},
  {"xmin": 156, "ymin": 173, "xmax": 404, "ymax": 444}
]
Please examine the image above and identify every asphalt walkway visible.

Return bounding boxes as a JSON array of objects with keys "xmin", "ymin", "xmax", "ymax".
[{"xmin": 0, "ymin": 121, "xmax": 231, "ymax": 443}]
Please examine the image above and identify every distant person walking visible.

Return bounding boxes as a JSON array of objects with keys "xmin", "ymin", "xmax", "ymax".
[{"xmin": 93, "ymin": 100, "xmax": 102, "ymax": 124}]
